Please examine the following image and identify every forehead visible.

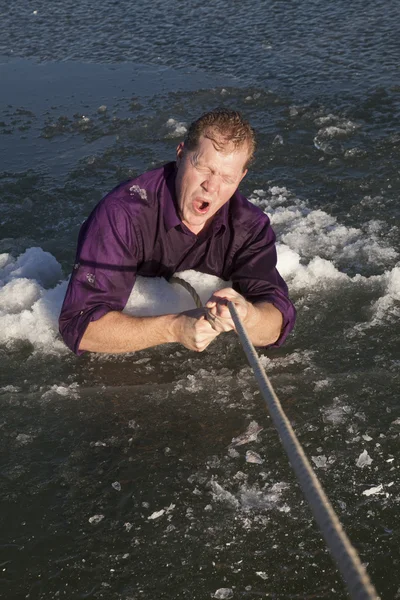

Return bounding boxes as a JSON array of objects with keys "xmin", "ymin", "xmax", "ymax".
[{"xmin": 190, "ymin": 135, "xmax": 249, "ymax": 171}]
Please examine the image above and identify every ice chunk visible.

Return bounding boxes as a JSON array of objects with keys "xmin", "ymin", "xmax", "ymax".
[
  {"xmin": 148, "ymin": 509, "xmax": 165, "ymax": 520},
  {"xmin": 245, "ymin": 450, "xmax": 263, "ymax": 464},
  {"xmin": 89, "ymin": 514, "xmax": 105, "ymax": 524},
  {"xmin": 112, "ymin": 481, "xmax": 121, "ymax": 491},
  {"xmin": 312, "ymin": 455, "xmax": 327, "ymax": 468},
  {"xmin": 362, "ymin": 485, "xmax": 383, "ymax": 497},
  {"xmin": 356, "ymin": 450, "xmax": 372, "ymax": 468},
  {"xmin": 213, "ymin": 589, "xmax": 233, "ymax": 599},
  {"xmin": 4, "ymin": 247, "xmax": 62, "ymax": 288},
  {"xmin": 256, "ymin": 571, "xmax": 268, "ymax": 580},
  {"xmin": 210, "ymin": 481, "xmax": 239, "ymax": 509},
  {"xmin": 230, "ymin": 421, "xmax": 263, "ymax": 447},
  {"xmin": 0, "ymin": 279, "xmax": 42, "ymax": 313},
  {"xmin": 15, "ymin": 433, "xmax": 33, "ymax": 445}
]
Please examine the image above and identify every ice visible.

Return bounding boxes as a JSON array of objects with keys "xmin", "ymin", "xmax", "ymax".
[
  {"xmin": 89, "ymin": 514, "xmax": 105, "ymax": 524},
  {"xmin": 369, "ymin": 267, "xmax": 400, "ymax": 324},
  {"xmin": 362, "ymin": 485, "xmax": 383, "ymax": 497},
  {"xmin": 129, "ymin": 185, "xmax": 147, "ymax": 200},
  {"xmin": 124, "ymin": 270, "xmax": 231, "ymax": 317},
  {"xmin": 0, "ymin": 279, "xmax": 42, "ymax": 313},
  {"xmin": 256, "ymin": 571, "xmax": 268, "ymax": 580},
  {"xmin": 213, "ymin": 588, "xmax": 233, "ymax": 599},
  {"xmin": 166, "ymin": 118, "xmax": 187, "ymax": 137},
  {"xmin": 112, "ymin": 482, "xmax": 121, "ymax": 491},
  {"xmin": 2, "ymin": 247, "xmax": 62, "ymax": 288},
  {"xmin": 15, "ymin": 433, "xmax": 34, "ymax": 445},
  {"xmin": 148, "ymin": 509, "xmax": 165, "ymax": 520},
  {"xmin": 210, "ymin": 481, "xmax": 240, "ymax": 509},
  {"xmin": 230, "ymin": 421, "xmax": 263, "ymax": 447},
  {"xmin": 250, "ymin": 185, "xmax": 398, "ymax": 296},
  {"xmin": 41, "ymin": 383, "xmax": 79, "ymax": 401},
  {"xmin": 356, "ymin": 450, "xmax": 373, "ymax": 468},
  {"xmin": 245, "ymin": 450, "xmax": 263, "ymax": 464},
  {"xmin": 312, "ymin": 455, "xmax": 327, "ymax": 468}
]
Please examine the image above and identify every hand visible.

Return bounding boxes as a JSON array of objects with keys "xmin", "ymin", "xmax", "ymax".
[
  {"xmin": 172, "ymin": 308, "xmax": 220, "ymax": 352},
  {"xmin": 205, "ymin": 288, "xmax": 253, "ymax": 333}
]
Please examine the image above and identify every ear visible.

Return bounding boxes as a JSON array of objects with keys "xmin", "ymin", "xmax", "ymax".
[
  {"xmin": 239, "ymin": 168, "xmax": 248, "ymax": 183},
  {"xmin": 176, "ymin": 142, "xmax": 185, "ymax": 165}
]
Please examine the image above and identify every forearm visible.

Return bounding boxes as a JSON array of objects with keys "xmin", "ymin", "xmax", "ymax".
[
  {"xmin": 242, "ymin": 301, "xmax": 283, "ymax": 347},
  {"xmin": 79, "ymin": 311, "xmax": 178, "ymax": 354}
]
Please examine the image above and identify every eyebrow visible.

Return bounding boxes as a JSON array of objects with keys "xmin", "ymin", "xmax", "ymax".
[{"xmin": 191, "ymin": 154, "xmax": 237, "ymax": 181}]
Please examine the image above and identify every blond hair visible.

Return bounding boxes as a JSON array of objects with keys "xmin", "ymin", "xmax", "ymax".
[{"xmin": 184, "ymin": 108, "xmax": 256, "ymax": 168}]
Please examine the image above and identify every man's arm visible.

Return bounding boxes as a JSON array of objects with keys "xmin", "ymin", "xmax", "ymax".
[
  {"xmin": 206, "ymin": 288, "xmax": 283, "ymax": 347},
  {"xmin": 79, "ymin": 308, "xmax": 220, "ymax": 354}
]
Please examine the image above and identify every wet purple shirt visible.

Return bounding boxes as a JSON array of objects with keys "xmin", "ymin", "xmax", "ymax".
[{"xmin": 59, "ymin": 162, "xmax": 296, "ymax": 354}]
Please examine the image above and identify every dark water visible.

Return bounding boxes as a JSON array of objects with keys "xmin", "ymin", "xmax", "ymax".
[{"xmin": 1, "ymin": 1, "xmax": 400, "ymax": 599}]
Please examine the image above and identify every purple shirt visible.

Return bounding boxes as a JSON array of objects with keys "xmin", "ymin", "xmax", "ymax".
[{"xmin": 59, "ymin": 162, "xmax": 296, "ymax": 354}]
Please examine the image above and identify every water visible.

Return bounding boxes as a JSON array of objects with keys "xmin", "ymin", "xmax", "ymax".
[{"xmin": 1, "ymin": 1, "xmax": 399, "ymax": 598}]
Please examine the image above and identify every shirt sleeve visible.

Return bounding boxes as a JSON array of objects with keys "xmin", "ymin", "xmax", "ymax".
[
  {"xmin": 59, "ymin": 199, "xmax": 139, "ymax": 355},
  {"xmin": 229, "ymin": 218, "xmax": 296, "ymax": 348}
]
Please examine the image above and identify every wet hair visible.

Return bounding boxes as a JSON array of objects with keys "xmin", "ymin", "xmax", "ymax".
[{"xmin": 184, "ymin": 108, "xmax": 256, "ymax": 169}]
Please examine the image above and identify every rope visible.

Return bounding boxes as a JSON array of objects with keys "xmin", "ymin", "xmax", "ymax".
[
  {"xmin": 227, "ymin": 300, "xmax": 379, "ymax": 600},
  {"xmin": 168, "ymin": 276, "xmax": 379, "ymax": 599},
  {"xmin": 169, "ymin": 276, "xmax": 203, "ymax": 309}
]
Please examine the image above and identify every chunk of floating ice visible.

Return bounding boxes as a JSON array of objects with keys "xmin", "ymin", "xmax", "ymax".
[
  {"xmin": 148, "ymin": 509, "xmax": 165, "ymax": 520},
  {"xmin": 386, "ymin": 458, "xmax": 394, "ymax": 463},
  {"xmin": 391, "ymin": 418, "xmax": 400, "ymax": 425},
  {"xmin": 124, "ymin": 522, "xmax": 133, "ymax": 532},
  {"xmin": 362, "ymin": 485, "xmax": 383, "ymax": 497},
  {"xmin": 356, "ymin": 450, "xmax": 373, "ymax": 468},
  {"xmin": 89, "ymin": 514, "xmax": 105, "ymax": 524},
  {"xmin": 211, "ymin": 481, "xmax": 240, "ymax": 509},
  {"xmin": 362, "ymin": 434, "xmax": 373, "ymax": 441},
  {"xmin": 15, "ymin": 433, "xmax": 33, "ymax": 445},
  {"xmin": 230, "ymin": 421, "xmax": 263, "ymax": 447},
  {"xmin": 245, "ymin": 450, "xmax": 263, "ymax": 464},
  {"xmin": 112, "ymin": 481, "xmax": 121, "ymax": 491},
  {"xmin": 228, "ymin": 447, "xmax": 240, "ymax": 458},
  {"xmin": 213, "ymin": 589, "xmax": 233, "ymax": 599},
  {"xmin": 256, "ymin": 571, "xmax": 268, "ymax": 580},
  {"xmin": 312, "ymin": 455, "xmax": 327, "ymax": 468}
]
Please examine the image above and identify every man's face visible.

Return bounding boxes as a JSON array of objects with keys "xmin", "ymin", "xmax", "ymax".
[{"xmin": 175, "ymin": 135, "xmax": 248, "ymax": 235}]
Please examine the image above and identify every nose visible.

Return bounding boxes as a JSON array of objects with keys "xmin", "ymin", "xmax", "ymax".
[{"xmin": 201, "ymin": 173, "xmax": 219, "ymax": 195}]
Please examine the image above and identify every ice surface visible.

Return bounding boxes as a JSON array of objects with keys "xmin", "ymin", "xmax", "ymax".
[{"xmin": 356, "ymin": 450, "xmax": 373, "ymax": 468}]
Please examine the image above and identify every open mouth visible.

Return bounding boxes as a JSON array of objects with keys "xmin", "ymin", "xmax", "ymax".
[{"xmin": 194, "ymin": 199, "xmax": 210, "ymax": 214}]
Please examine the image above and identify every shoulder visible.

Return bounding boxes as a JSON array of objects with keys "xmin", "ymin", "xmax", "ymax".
[
  {"xmin": 100, "ymin": 163, "xmax": 173, "ymax": 211},
  {"xmin": 229, "ymin": 190, "xmax": 272, "ymax": 235}
]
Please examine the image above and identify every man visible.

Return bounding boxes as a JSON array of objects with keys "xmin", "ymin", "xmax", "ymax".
[{"xmin": 59, "ymin": 108, "xmax": 296, "ymax": 355}]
